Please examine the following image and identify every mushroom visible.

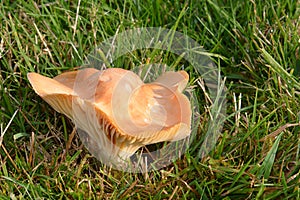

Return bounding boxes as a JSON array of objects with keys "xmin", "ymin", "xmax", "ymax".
[{"xmin": 27, "ymin": 68, "xmax": 191, "ymax": 167}]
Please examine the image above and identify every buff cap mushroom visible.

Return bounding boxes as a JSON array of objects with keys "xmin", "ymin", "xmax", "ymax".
[{"xmin": 27, "ymin": 68, "xmax": 192, "ymax": 167}]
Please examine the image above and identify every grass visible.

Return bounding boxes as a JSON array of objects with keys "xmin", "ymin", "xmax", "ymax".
[{"xmin": 0, "ymin": 0, "xmax": 299, "ymax": 199}]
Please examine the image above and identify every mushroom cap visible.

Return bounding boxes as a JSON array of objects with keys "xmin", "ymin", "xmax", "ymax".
[{"xmin": 27, "ymin": 68, "xmax": 191, "ymax": 165}]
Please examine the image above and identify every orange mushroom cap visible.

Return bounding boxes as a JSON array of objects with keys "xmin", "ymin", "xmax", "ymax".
[{"xmin": 27, "ymin": 68, "xmax": 191, "ymax": 165}]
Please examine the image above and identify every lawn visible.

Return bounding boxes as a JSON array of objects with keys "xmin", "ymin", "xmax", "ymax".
[{"xmin": 0, "ymin": 0, "xmax": 299, "ymax": 199}]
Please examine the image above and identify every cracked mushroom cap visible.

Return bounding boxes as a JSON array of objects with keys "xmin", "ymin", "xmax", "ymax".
[{"xmin": 27, "ymin": 68, "xmax": 191, "ymax": 165}]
